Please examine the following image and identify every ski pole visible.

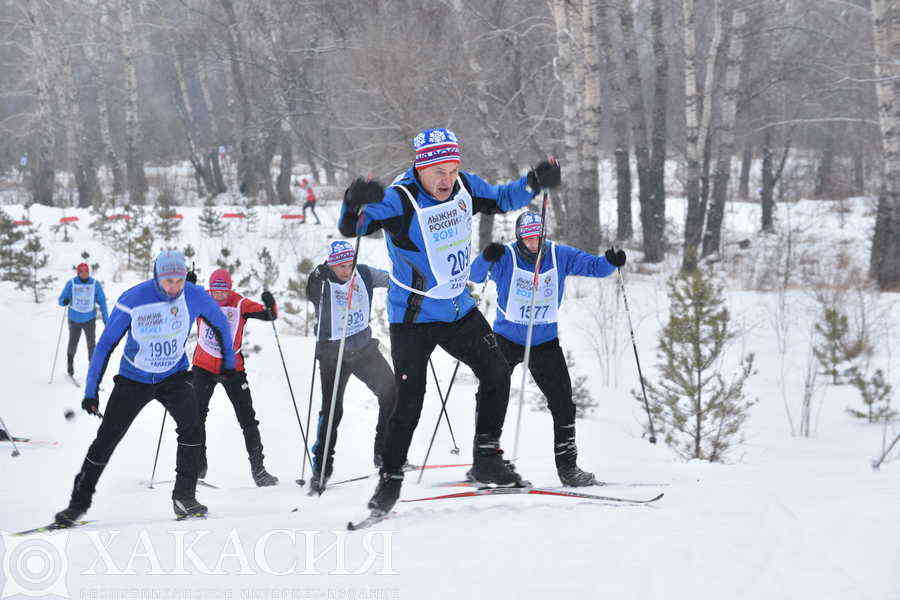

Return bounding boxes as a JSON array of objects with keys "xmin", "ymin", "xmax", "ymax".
[
  {"xmin": 49, "ymin": 309, "xmax": 66, "ymax": 384},
  {"xmin": 0, "ymin": 415, "xmax": 21, "ymax": 457},
  {"xmin": 316, "ymin": 218, "xmax": 364, "ymax": 495},
  {"xmin": 512, "ymin": 190, "xmax": 550, "ymax": 460},
  {"xmin": 147, "ymin": 407, "xmax": 167, "ymax": 489},
  {"xmin": 616, "ymin": 261, "xmax": 657, "ymax": 444},
  {"xmin": 267, "ymin": 294, "xmax": 315, "ymax": 481},
  {"xmin": 298, "ymin": 280, "xmax": 327, "ymax": 486},
  {"xmin": 417, "ymin": 264, "xmax": 496, "ymax": 482}
]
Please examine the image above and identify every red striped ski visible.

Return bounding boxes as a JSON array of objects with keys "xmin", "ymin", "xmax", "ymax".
[
  {"xmin": 323, "ymin": 463, "xmax": 472, "ymax": 488},
  {"xmin": 402, "ymin": 486, "xmax": 664, "ymax": 505}
]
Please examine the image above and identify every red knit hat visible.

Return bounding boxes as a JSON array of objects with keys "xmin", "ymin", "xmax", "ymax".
[
  {"xmin": 208, "ymin": 268, "xmax": 233, "ymax": 291},
  {"xmin": 76, "ymin": 263, "xmax": 89, "ymax": 274}
]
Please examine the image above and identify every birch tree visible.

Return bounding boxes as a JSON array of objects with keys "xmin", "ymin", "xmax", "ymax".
[{"xmin": 119, "ymin": 0, "xmax": 147, "ymax": 204}]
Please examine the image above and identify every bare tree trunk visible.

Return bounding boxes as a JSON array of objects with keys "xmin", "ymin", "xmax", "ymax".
[
  {"xmin": 276, "ymin": 121, "xmax": 293, "ymax": 205},
  {"xmin": 85, "ymin": 1, "xmax": 125, "ymax": 200},
  {"xmin": 647, "ymin": 0, "xmax": 669, "ymax": 261},
  {"xmin": 549, "ymin": 0, "xmax": 582, "ymax": 247},
  {"xmin": 574, "ymin": 0, "xmax": 602, "ymax": 251},
  {"xmin": 853, "ymin": 139, "xmax": 865, "ymax": 195},
  {"xmin": 196, "ymin": 55, "xmax": 227, "ymax": 194},
  {"xmin": 814, "ymin": 130, "xmax": 836, "ymax": 197},
  {"xmin": 739, "ymin": 142, "xmax": 752, "ymax": 199},
  {"xmin": 870, "ymin": 0, "xmax": 900, "ymax": 289},
  {"xmin": 617, "ymin": 0, "xmax": 655, "ymax": 260},
  {"xmin": 220, "ymin": 0, "xmax": 260, "ymax": 198},
  {"xmin": 703, "ymin": 8, "xmax": 746, "ymax": 258},
  {"xmin": 760, "ymin": 129, "xmax": 775, "ymax": 232},
  {"xmin": 119, "ymin": 0, "xmax": 147, "ymax": 204},
  {"xmin": 171, "ymin": 46, "xmax": 215, "ymax": 195},
  {"xmin": 596, "ymin": 0, "xmax": 632, "ymax": 242},
  {"xmin": 681, "ymin": 0, "xmax": 704, "ymax": 272},
  {"xmin": 25, "ymin": 1, "xmax": 56, "ymax": 206}
]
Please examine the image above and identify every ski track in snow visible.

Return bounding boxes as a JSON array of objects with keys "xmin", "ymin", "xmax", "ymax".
[{"xmin": 1, "ymin": 191, "xmax": 898, "ymax": 599}]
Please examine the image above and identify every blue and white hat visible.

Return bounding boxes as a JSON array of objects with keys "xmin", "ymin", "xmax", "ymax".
[
  {"xmin": 413, "ymin": 128, "xmax": 461, "ymax": 170},
  {"xmin": 516, "ymin": 211, "xmax": 544, "ymax": 240},
  {"xmin": 154, "ymin": 250, "xmax": 188, "ymax": 281},
  {"xmin": 327, "ymin": 240, "xmax": 355, "ymax": 266}
]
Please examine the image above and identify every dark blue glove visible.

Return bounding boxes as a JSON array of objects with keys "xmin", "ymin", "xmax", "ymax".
[
  {"xmin": 82, "ymin": 397, "xmax": 100, "ymax": 416},
  {"xmin": 527, "ymin": 159, "xmax": 561, "ymax": 191},
  {"xmin": 605, "ymin": 247, "xmax": 626, "ymax": 267},
  {"xmin": 186, "ymin": 270, "xmax": 198, "ymax": 284},
  {"xmin": 344, "ymin": 177, "xmax": 385, "ymax": 208},
  {"xmin": 482, "ymin": 243, "xmax": 506, "ymax": 263}
]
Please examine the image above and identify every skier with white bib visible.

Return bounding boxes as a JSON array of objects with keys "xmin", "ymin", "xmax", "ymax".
[
  {"xmin": 338, "ymin": 126, "xmax": 561, "ymax": 516},
  {"xmin": 53, "ymin": 251, "xmax": 235, "ymax": 525},
  {"xmin": 57, "ymin": 263, "xmax": 109, "ymax": 379},
  {"xmin": 188, "ymin": 268, "xmax": 279, "ymax": 487},
  {"xmin": 469, "ymin": 212, "xmax": 626, "ymax": 486},
  {"xmin": 305, "ymin": 240, "xmax": 396, "ymax": 494}
]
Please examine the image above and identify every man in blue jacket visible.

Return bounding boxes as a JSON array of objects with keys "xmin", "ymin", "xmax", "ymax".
[
  {"xmin": 339, "ymin": 127, "xmax": 561, "ymax": 515},
  {"xmin": 470, "ymin": 212, "xmax": 626, "ymax": 486},
  {"xmin": 58, "ymin": 263, "xmax": 109, "ymax": 378},
  {"xmin": 53, "ymin": 251, "xmax": 236, "ymax": 525}
]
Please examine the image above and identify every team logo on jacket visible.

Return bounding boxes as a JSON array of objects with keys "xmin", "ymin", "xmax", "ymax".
[
  {"xmin": 457, "ymin": 198, "xmax": 466, "ymax": 213},
  {"xmin": 170, "ymin": 306, "xmax": 179, "ymax": 316}
]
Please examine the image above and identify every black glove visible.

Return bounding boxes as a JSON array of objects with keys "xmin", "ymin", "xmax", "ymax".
[
  {"xmin": 604, "ymin": 247, "xmax": 626, "ymax": 267},
  {"xmin": 262, "ymin": 290, "xmax": 275, "ymax": 310},
  {"xmin": 527, "ymin": 159, "xmax": 561, "ymax": 191},
  {"xmin": 220, "ymin": 368, "xmax": 240, "ymax": 384},
  {"xmin": 186, "ymin": 270, "xmax": 198, "ymax": 284},
  {"xmin": 344, "ymin": 177, "xmax": 385, "ymax": 208},
  {"xmin": 62, "ymin": 298, "xmax": 70, "ymax": 306},
  {"xmin": 312, "ymin": 264, "xmax": 329, "ymax": 280},
  {"xmin": 82, "ymin": 396, "xmax": 100, "ymax": 416},
  {"xmin": 482, "ymin": 242, "xmax": 506, "ymax": 263}
]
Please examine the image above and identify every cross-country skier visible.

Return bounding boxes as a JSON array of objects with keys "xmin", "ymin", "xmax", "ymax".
[
  {"xmin": 57, "ymin": 263, "xmax": 109, "ymax": 379},
  {"xmin": 338, "ymin": 126, "xmax": 561, "ymax": 515},
  {"xmin": 53, "ymin": 251, "xmax": 235, "ymax": 525},
  {"xmin": 298, "ymin": 178, "xmax": 321, "ymax": 224},
  {"xmin": 188, "ymin": 268, "xmax": 280, "ymax": 486},
  {"xmin": 470, "ymin": 212, "xmax": 626, "ymax": 486},
  {"xmin": 305, "ymin": 241, "xmax": 396, "ymax": 494}
]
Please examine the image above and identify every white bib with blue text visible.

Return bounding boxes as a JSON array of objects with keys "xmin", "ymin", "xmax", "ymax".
[
  {"xmin": 71, "ymin": 281, "xmax": 96, "ymax": 313},
  {"xmin": 500, "ymin": 242, "xmax": 559, "ymax": 325},
  {"xmin": 129, "ymin": 296, "xmax": 190, "ymax": 373},
  {"xmin": 197, "ymin": 305, "xmax": 240, "ymax": 358},
  {"xmin": 328, "ymin": 276, "xmax": 370, "ymax": 341}
]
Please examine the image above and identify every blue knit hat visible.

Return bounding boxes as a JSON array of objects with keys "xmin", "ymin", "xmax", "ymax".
[
  {"xmin": 327, "ymin": 240, "xmax": 355, "ymax": 266},
  {"xmin": 412, "ymin": 128, "xmax": 461, "ymax": 170},
  {"xmin": 154, "ymin": 250, "xmax": 187, "ymax": 282}
]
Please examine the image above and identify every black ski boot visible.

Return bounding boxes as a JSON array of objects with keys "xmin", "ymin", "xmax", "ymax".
[
  {"xmin": 468, "ymin": 435, "xmax": 528, "ymax": 486},
  {"xmin": 367, "ymin": 471, "xmax": 403, "ymax": 515},
  {"xmin": 248, "ymin": 447, "xmax": 278, "ymax": 487},
  {"xmin": 555, "ymin": 439, "xmax": 597, "ymax": 487},
  {"xmin": 53, "ymin": 503, "xmax": 88, "ymax": 527},
  {"xmin": 307, "ymin": 470, "xmax": 331, "ymax": 496},
  {"xmin": 173, "ymin": 495, "xmax": 208, "ymax": 519}
]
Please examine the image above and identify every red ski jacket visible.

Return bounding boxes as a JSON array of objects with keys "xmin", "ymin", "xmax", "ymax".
[{"xmin": 192, "ymin": 291, "xmax": 276, "ymax": 373}]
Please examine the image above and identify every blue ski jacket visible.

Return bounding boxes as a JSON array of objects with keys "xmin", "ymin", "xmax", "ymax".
[
  {"xmin": 339, "ymin": 167, "xmax": 535, "ymax": 324},
  {"xmin": 469, "ymin": 241, "xmax": 616, "ymax": 346},
  {"xmin": 58, "ymin": 277, "xmax": 109, "ymax": 324},
  {"xmin": 84, "ymin": 280, "xmax": 235, "ymax": 398}
]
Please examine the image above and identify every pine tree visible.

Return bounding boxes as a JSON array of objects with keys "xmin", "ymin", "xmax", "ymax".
[
  {"xmin": 215, "ymin": 247, "xmax": 242, "ymax": 275},
  {"xmin": 132, "ymin": 226, "xmax": 155, "ymax": 277},
  {"xmin": 19, "ymin": 225, "xmax": 56, "ymax": 302},
  {"xmin": 51, "ymin": 216, "xmax": 79, "ymax": 242},
  {"xmin": 199, "ymin": 197, "xmax": 226, "ymax": 238},
  {"xmin": 0, "ymin": 208, "xmax": 28, "ymax": 283},
  {"xmin": 183, "ymin": 244, "xmax": 199, "ymax": 280},
  {"xmin": 243, "ymin": 196, "xmax": 259, "ymax": 233},
  {"xmin": 246, "ymin": 246, "xmax": 280, "ymax": 295},
  {"xmin": 846, "ymin": 367, "xmax": 896, "ymax": 423},
  {"xmin": 634, "ymin": 270, "xmax": 757, "ymax": 462},
  {"xmin": 812, "ymin": 307, "xmax": 871, "ymax": 384},
  {"xmin": 80, "ymin": 250, "xmax": 100, "ymax": 275},
  {"xmin": 88, "ymin": 191, "xmax": 112, "ymax": 244},
  {"xmin": 152, "ymin": 191, "xmax": 181, "ymax": 246}
]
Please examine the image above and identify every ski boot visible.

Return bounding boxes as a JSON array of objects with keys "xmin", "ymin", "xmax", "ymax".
[
  {"xmin": 173, "ymin": 494, "xmax": 208, "ymax": 520},
  {"xmin": 467, "ymin": 435, "xmax": 528, "ymax": 487},
  {"xmin": 307, "ymin": 470, "xmax": 331, "ymax": 496},
  {"xmin": 367, "ymin": 472, "xmax": 404, "ymax": 515},
  {"xmin": 558, "ymin": 465, "xmax": 598, "ymax": 487},
  {"xmin": 249, "ymin": 448, "xmax": 278, "ymax": 487},
  {"xmin": 53, "ymin": 503, "xmax": 88, "ymax": 527}
]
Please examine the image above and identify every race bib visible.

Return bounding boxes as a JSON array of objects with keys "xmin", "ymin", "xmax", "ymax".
[
  {"xmin": 502, "ymin": 242, "xmax": 560, "ymax": 325},
  {"xmin": 71, "ymin": 281, "xmax": 96, "ymax": 313},
  {"xmin": 328, "ymin": 276, "xmax": 370, "ymax": 341},
  {"xmin": 129, "ymin": 296, "xmax": 190, "ymax": 373},
  {"xmin": 197, "ymin": 306, "xmax": 240, "ymax": 358}
]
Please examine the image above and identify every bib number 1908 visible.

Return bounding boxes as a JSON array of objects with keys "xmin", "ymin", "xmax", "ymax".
[{"xmin": 149, "ymin": 339, "xmax": 180, "ymax": 359}]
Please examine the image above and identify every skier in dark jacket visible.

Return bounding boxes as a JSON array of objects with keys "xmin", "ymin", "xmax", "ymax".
[
  {"xmin": 305, "ymin": 240, "xmax": 396, "ymax": 494},
  {"xmin": 58, "ymin": 263, "xmax": 109, "ymax": 379},
  {"xmin": 470, "ymin": 211, "xmax": 625, "ymax": 486},
  {"xmin": 338, "ymin": 126, "xmax": 561, "ymax": 515},
  {"xmin": 53, "ymin": 251, "xmax": 235, "ymax": 525}
]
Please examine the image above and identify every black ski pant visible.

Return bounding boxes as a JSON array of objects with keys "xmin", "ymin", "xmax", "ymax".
[
  {"xmin": 303, "ymin": 201, "xmax": 321, "ymax": 224},
  {"xmin": 496, "ymin": 335, "xmax": 578, "ymax": 467},
  {"xmin": 192, "ymin": 367, "xmax": 264, "ymax": 474},
  {"xmin": 314, "ymin": 341, "xmax": 396, "ymax": 475},
  {"xmin": 67, "ymin": 371, "xmax": 200, "ymax": 509},
  {"xmin": 382, "ymin": 308, "xmax": 510, "ymax": 474},
  {"xmin": 67, "ymin": 319, "xmax": 96, "ymax": 364}
]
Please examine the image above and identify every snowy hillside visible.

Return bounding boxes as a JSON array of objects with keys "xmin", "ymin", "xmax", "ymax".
[{"xmin": 1, "ymin": 186, "xmax": 898, "ymax": 600}]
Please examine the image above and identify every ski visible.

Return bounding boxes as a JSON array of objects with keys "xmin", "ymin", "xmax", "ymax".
[
  {"xmin": 299, "ymin": 462, "xmax": 471, "ymax": 488},
  {"xmin": 139, "ymin": 479, "xmax": 218, "ymax": 489},
  {"xmin": 198, "ymin": 480, "xmax": 220, "ymax": 489},
  {"xmin": 13, "ymin": 520, "xmax": 92, "ymax": 536},
  {"xmin": 402, "ymin": 486, "xmax": 664, "ymax": 505},
  {"xmin": 175, "ymin": 514, "xmax": 208, "ymax": 522},
  {"xmin": 433, "ymin": 479, "xmax": 670, "ymax": 489},
  {"xmin": 347, "ymin": 511, "xmax": 394, "ymax": 531},
  {"xmin": 1, "ymin": 437, "xmax": 60, "ymax": 448}
]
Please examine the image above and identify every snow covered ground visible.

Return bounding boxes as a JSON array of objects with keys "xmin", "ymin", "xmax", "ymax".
[{"xmin": 1, "ymin": 185, "xmax": 898, "ymax": 600}]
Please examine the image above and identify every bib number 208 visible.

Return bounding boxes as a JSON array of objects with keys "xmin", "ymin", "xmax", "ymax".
[{"xmin": 446, "ymin": 249, "xmax": 470, "ymax": 276}]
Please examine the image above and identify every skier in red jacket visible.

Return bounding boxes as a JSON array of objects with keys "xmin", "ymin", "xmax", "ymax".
[
  {"xmin": 298, "ymin": 178, "xmax": 321, "ymax": 224},
  {"xmin": 189, "ymin": 268, "xmax": 279, "ymax": 486}
]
